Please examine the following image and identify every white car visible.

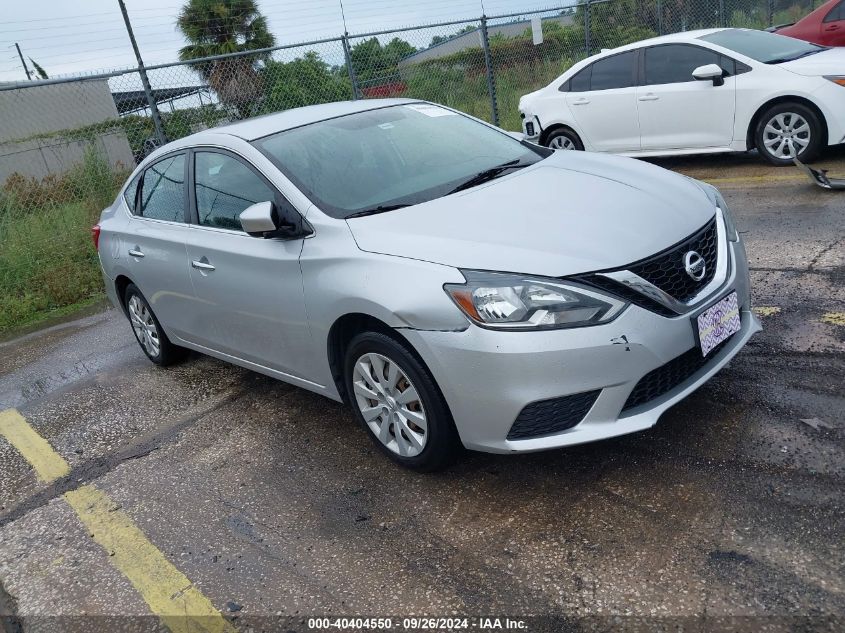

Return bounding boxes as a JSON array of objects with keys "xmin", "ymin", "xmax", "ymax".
[{"xmin": 518, "ymin": 28, "xmax": 845, "ymax": 165}]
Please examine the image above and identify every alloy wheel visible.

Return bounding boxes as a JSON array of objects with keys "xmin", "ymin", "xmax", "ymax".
[
  {"xmin": 352, "ymin": 353, "xmax": 427, "ymax": 457},
  {"xmin": 549, "ymin": 136, "xmax": 576, "ymax": 150},
  {"xmin": 762, "ymin": 112, "xmax": 810, "ymax": 160},
  {"xmin": 128, "ymin": 294, "xmax": 160, "ymax": 358}
]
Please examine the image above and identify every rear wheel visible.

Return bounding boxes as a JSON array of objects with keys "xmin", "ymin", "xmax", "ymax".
[
  {"xmin": 344, "ymin": 331, "xmax": 460, "ymax": 471},
  {"xmin": 754, "ymin": 102, "xmax": 823, "ymax": 166},
  {"xmin": 123, "ymin": 284, "xmax": 186, "ymax": 366},
  {"xmin": 546, "ymin": 127, "xmax": 584, "ymax": 151}
]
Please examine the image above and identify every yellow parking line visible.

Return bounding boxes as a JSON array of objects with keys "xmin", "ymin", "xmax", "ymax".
[
  {"xmin": 697, "ymin": 174, "xmax": 805, "ymax": 186},
  {"xmin": 0, "ymin": 408, "xmax": 236, "ymax": 633},
  {"xmin": 752, "ymin": 306, "xmax": 781, "ymax": 317},
  {"xmin": 0, "ymin": 409, "xmax": 71, "ymax": 482},
  {"xmin": 821, "ymin": 312, "xmax": 845, "ymax": 326}
]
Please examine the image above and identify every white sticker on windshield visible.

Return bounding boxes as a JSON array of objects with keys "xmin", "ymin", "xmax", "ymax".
[
  {"xmin": 404, "ymin": 103, "xmax": 456, "ymax": 117},
  {"xmin": 378, "ymin": 122, "xmax": 394, "ymax": 129}
]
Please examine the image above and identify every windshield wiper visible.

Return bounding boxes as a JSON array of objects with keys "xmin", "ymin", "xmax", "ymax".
[
  {"xmin": 767, "ymin": 48, "xmax": 825, "ymax": 64},
  {"xmin": 447, "ymin": 159, "xmax": 529, "ymax": 195},
  {"xmin": 346, "ymin": 203, "xmax": 411, "ymax": 219}
]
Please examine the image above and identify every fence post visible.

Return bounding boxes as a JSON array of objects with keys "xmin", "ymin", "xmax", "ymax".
[
  {"xmin": 342, "ymin": 33, "xmax": 360, "ymax": 100},
  {"xmin": 479, "ymin": 15, "xmax": 499, "ymax": 127},
  {"xmin": 117, "ymin": 0, "xmax": 166, "ymax": 145},
  {"xmin": 657, "ymin": 0, "xmax": 663, "ymax": 35},
  {"xmin": 584, "ymin": 0, "xmax": 591, "ymax": 57},
  {"xmin": 767, "ymin": 0, "xmax": 774, "ymax": 27},
  {"xmin": 719, "ymin": 0, "xmax": 726, "ymax": 27}
]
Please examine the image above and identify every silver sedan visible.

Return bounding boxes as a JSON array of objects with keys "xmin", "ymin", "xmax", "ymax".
[{"xmin": 94, "ymin": 98, "xmax": 760, "ymax": 470}]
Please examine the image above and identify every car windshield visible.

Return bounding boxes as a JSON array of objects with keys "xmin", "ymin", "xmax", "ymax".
[
  {"xmin": 699, "ymin": 28, "xmax": 826, "ymax": 64},
  {"xmin": 253, "ymin": 103, "xmax": 547, "ymax": 218}
]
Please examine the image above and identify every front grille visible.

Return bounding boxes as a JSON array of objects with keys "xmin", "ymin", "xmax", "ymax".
[
  {"xmin": 622, "ymin": 337, "xmax": 730, "ymax": 413},
  {"xmin": 507, "ymin": 390, "xmax": 600, "ymax": 440},
  {"xmin": 628, "ymin": 217, "xmax": 718, "ymax": 302}
]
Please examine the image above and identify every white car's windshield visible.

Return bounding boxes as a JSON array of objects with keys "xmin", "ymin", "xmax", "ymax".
[
  {"xmin": 253, "ymin": 103, "xmax": 548, "ymax": 219},
  {"xmin": 699, "ymin": 29, "xmax": 826, "ymax": 64}
]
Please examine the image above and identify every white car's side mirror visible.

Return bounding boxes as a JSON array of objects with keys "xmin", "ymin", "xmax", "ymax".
[{"xmin": 692, "ymin": 63, "xmax": 725, "ymax": 86}]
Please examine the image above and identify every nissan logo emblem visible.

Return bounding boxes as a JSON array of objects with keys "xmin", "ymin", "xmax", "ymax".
[{"xmin": 683, "ymin": 251, "xmax": 706, "ymax": 281}]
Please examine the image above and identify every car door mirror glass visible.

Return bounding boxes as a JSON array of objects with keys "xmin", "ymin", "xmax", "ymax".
[
  {"xmin": 692, "ymin": 63, "xmax": 725, "ymax": 86},
  {"xmin": 240, "ymin": 201, "xmax": 278, "ymax": 237}
]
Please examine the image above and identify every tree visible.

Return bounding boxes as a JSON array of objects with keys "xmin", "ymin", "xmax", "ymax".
[
  {"xmin": 29, "ymin": 58, "xmax": 48, "ymax": 79},
  {"xmin": 261, "ymin": 52, "xmax": 350, "ymax": 112},
  {"xmin": 176, "ymin": 0, "xmax": 276, "ymax": 118},
  {"xmin": 428, "ymin": 24, "xmax": 477, "ymax": 48},
  {"xmin": 349, "ymin": 37, "xmax": 416, "ymax": 84}
]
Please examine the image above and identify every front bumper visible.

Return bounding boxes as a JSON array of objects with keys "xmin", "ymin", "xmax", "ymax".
[{"xmin": 402, "ymin": 239, "xmax": 760, "ymax": 453}]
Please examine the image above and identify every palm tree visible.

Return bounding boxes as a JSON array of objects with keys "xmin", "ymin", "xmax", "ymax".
[{"xmin": 177, "ymin": 0, "xmax": 276, "ymax": 118}]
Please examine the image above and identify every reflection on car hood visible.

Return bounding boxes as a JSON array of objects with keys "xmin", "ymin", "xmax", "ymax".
[
  {"xmin": 346, "ymin": 151, "xmax": 715, "ymax": 278},
  {"xmin": 779, "ymin": 47, "xmax": 845, "ymax": 76}
]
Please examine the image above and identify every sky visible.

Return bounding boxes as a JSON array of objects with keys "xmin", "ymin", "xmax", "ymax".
[{"xmin": 0, "ymin": 0, "xmax": 570, "ymax": 82}]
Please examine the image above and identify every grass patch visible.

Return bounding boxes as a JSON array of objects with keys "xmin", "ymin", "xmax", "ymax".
[{"xmin": 0, "ymin": 149, "xmax": 122, "ymax": 334}]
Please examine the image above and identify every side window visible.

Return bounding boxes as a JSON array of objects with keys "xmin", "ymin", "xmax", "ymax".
[
  {"xmin": 589, "ymin": 51, "xmax": 635, "ymax": 91},
  {"xmin": 644, "ymin": 45, "xmax": 723, "ymax": 85},
  {"xmin": 568, "ymin": 66, "xmax": 591, "ymax": 92},
  {"xmin": 123, "ymin": 173, "xmax": 140, "ymax": 211},
  {"xmin": 194, "ymin": 152, "xmax": 276, "ymax": 231},
  {"xmin": 824, "ymin": 0, "xmax": 843, "ymax": 21},
  {"xmin": 138, "ymin": 154, "xmax": 185, "ymax": 222}
]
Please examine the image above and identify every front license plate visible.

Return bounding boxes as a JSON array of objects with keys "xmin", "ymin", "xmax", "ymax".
[{"xmin": 696, "ymin": 291, "xmax": 741, "ymax": 357}]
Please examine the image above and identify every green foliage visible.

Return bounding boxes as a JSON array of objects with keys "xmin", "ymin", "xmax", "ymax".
[
  {"xmin": 429, "ymin": 24, "xmax": 477, "ymax": 48},
  {"xmin": 0, "ymin": 147, "xmax": 126, "ymax": 331},
  {"xmin": 261, "ymin": 52, "xmax": 351, "ymax": 112},
  {"xmin": 177, "ymin": 0, "xmax": 276, "ymax": 118},
  {"xmin": 350, "ymin": 37, "xmax": 417, "ymax": 83},
  {"xmin": 29, "ymin": 58, "xmax": 48, "ymax": 79},
  {"xmin": 176, "ymin": 0, "xmax": 275, "ymax": 67}
]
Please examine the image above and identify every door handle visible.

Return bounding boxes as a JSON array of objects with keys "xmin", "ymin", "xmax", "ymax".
[
  {"xmin": 824, "ymin": 24, "xmax": 839, "ymax": 30},
  {"xmin": 191, "ymin": 259, "xmax": 215, "ymax": 271},
  {"xmin": 638, "ymin": 94, "xmax": 659, "ymax": 101},
  {"xmin": 128, "ymin": 248, "xmax": 145, "ymax": 258},
  {"xmin": 572, "ymin": 98, "xmax": 590, "ymax": 105}
]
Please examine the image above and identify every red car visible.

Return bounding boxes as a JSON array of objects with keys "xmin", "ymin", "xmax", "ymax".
[{"xmin": 776, "ymin": 0, "xmax": 845, "ymax": 47}]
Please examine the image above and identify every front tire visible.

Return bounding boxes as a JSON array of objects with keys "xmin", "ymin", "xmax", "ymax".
[
  {"xmin": 344, "ymin": 331, "xmax": 460, "ymax": 471},
  {"xmin": 123, "ymin": 284, "xmax": 186, "ymax": 366},
  {"xmin": 545, "ymin": 127, "xmax": 584, "ymax": 151},
  {"xmin": 754, "ymin": 102, "xmax": 823, "ymax": 166}
]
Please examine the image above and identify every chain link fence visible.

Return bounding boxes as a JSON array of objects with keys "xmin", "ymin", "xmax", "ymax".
[{"xmin": 0, "ymin": 0, "xmax": 824, "ymax": 322}]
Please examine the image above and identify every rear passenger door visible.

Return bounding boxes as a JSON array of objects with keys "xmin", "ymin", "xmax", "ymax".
[
  {"xmin": 820, "ymin": 1, "xmax": 844, "ymax": 46},
  {"xmin": 637, "ymin": 44, "xmax": 737, "ymax": 151},
  {"xmin": 563, "ymin": 51, "xmax": 640, "ymax": 152},
  {"xmin": 182, "ymin": 149, "xmax": 315, "ymax": 381},
  {"xmin": 125, "ymin": 152, "xmax": 195, "ymax": 340}
]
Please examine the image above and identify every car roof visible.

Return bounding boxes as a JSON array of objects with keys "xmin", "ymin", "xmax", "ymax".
[
  {"xmin": 194, "ymin": 98, "xmax": 418, "ymax": 142},
  {"xmin": 592, "ymin": 28, "xmax": 727, "ymax": 57}
]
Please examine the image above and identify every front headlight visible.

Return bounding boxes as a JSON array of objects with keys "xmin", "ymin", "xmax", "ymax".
[
  {"xmin": 824, "ymin": 76, "xmax": 845, "ymax": 88},
  {"xmin": 696, "ymin": 181, "xmax": 739, "ymax": 242},
  {"xmin": 444, "ymin": 271, "xmax": 627, "ymax": 330}
]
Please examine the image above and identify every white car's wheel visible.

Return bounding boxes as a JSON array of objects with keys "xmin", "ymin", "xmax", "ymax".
[
  {"xmin": 755, "ymin": 102, "xmax": 823, "ymax": 166},
  {"xmin": 545, "ymin": 128, "xmax": 584, "ymax": 151}
]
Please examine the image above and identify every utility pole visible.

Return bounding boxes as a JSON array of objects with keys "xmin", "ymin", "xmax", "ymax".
[
  {"xmin": 15, "ymin": 43, "xmax": 32, "ymax": 80},
  {"xmin": 117, "ymin": 0, "xmax": 167, "ymax": 145}
]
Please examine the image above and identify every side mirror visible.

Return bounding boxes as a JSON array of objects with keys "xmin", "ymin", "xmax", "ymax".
[
  {"xmin": 692, "ymin": 63, "xmax": 725, "ymax": 86},
  {"xmin": 239, "ymin": 200, "xmax": 311, "ymax": 239}
]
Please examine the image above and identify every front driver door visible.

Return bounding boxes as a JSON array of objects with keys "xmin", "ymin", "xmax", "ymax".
[
  {"xmin": 564, "ymin": 50, "xmax": 640, "ymax": 152},
  {"xmin": 182, "ymin": 149, "xmax": 317, "ymax": 382},
  {"xmin": 637, "ymin": 44, "xmax": 737, "ymax": 151}
]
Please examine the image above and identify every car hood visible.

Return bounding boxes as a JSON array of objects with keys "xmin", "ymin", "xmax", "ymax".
[
  {"xmin": 346, "ymin": 151, "xmax": 715, "ymax": 278},
  {"xmin": 779, "ymin": 47, "xmax": 845, "ymax": 76}
]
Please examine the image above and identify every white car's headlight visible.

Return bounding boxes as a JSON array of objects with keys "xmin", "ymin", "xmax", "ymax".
[{"xmin": 444, "ymin": 271, "xmax": 627, "ymax": 330}]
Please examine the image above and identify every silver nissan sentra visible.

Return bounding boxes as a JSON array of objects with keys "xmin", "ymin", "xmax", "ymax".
[{"xmin": 94, "ymin": 98, "xmax": 761, "ymax": 471}]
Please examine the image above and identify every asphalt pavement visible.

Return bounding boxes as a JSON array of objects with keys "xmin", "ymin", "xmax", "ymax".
[{"xmin": 1, "ymin": 149, "xmax": 843, "ymax": 633}]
